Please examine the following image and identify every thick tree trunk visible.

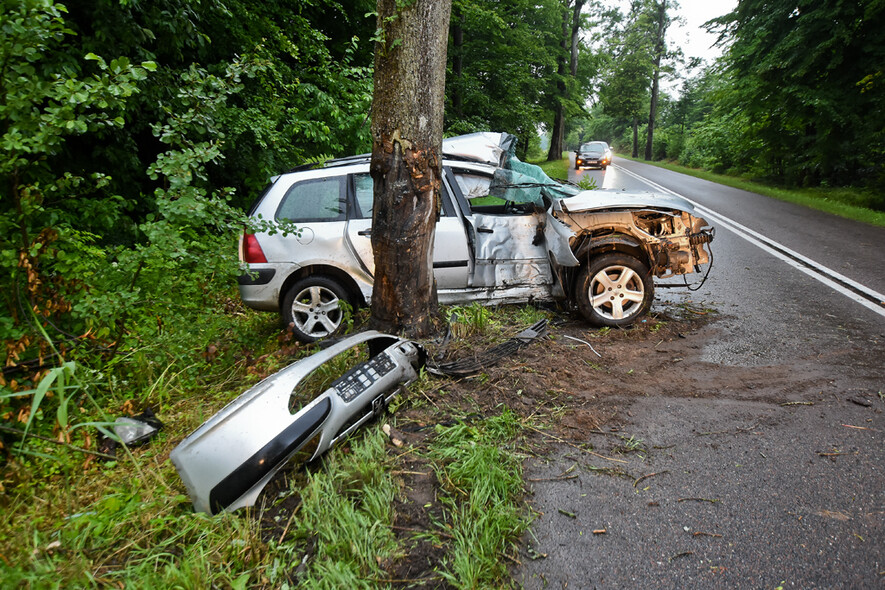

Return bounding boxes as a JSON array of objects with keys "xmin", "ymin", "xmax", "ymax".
[
  {"xmin": 644, "ymin": 1, "xmax": 667, "ymax": 161},
  {"xmin": 547, "ymin": 0, "xmax": 584, "ymax": 161},
  {"xmin": 369, "ymin": 0, "xmax": 452, "ymax": 339}
]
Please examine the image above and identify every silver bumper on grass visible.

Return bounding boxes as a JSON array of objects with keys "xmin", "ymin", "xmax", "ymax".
[{"xmin": 170, "ymin": 331, "xmax": 425, "ymax": 514}]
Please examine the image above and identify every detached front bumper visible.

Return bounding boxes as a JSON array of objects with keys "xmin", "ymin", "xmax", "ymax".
[{"xmin": 170, "ymin": 331, "xmax": 425, "ymax": 514}]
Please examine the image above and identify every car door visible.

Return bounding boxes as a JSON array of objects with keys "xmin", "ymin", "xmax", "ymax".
[
  {"xmin": 447, "ymin": 167, "xmax": 553, "ymax": 291},
  {"xmin": 344, "ymin": 172, "xmax": 471, "ymax": 289}
]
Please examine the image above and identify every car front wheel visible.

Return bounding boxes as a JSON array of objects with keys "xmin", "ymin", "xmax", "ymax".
[
  {"xmin": 282, "ymin": 276, "xmax": 348, "ymax": 342},
  {"xmin": 575, "ymin": 254, "xmax": 653, "ymax": 327}
]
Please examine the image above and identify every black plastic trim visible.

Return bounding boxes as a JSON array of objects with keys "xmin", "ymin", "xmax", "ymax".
[
  {"xmin": 237, "ymin": 269, "xmax": 276, "ymax": 286},
  {"xmin": 433, "ymin": 260, "xmax": 469, "ymax": 269},
  {"xmin": 208, "ymin": 397, "xmax": 331, "ymax": 513}
]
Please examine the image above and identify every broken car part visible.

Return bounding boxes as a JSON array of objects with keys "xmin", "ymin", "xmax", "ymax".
[
  {"xmin": 170, "ymin": 332, "xmax": 425, "ymax": 514},
  {"xmin": 429, "ymin": 319, "xmax": 548, "ymax": 378},
  {"xmin": 113, "ymin": 409, "xmax": 162, "ymax": 446}
]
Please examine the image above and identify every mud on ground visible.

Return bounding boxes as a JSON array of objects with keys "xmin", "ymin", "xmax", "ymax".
[{"xmin": 378, "ymin": 303, "xmax": 785, "ymax": 587}]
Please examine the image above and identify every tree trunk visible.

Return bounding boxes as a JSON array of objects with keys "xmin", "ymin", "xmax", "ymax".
[
  {"xmin": 369, "ymin": 0, "xmax": 452, "ymax": 339},
  {"xmin": 644, "ymin": 1, "xmax": 667, "ymax": 161},
  {"xmin": 632, "ymin": 117, "xmax": 639, "ymax": 158},
  {"xmin": 451, "ymin": 9, "xmax": 463, "ymax": 117},
  {"xmin": 547, "ymin": 0, "xmax": 585, "ymax": 161},
  {"xmin": 546, "ymin": 5, "xmax": 569, "ymax": 162}
]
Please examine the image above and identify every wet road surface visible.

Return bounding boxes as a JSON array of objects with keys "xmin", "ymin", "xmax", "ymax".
[{"xmin": 516, "ymin": 156, "xmax": 885, "ymax": 589}]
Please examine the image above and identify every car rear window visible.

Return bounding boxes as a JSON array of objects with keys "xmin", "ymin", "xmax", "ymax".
[{"xmin": 276, "ymin": 177, "xmax": 345, "ymax": 222}]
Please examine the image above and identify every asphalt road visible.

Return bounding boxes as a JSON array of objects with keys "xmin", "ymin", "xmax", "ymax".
[{"xmin": 516, "ymin": 156, "xmax": 885, "ymax": 589}]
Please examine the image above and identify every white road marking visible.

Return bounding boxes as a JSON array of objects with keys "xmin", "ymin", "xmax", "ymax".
[{"xmin": 613, "ymin": 164, "xmax": 885, "ymax": 320}]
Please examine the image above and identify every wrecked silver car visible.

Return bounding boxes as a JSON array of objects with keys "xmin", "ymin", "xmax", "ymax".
[
  {"xmin": 170, "ymin": 332, "xmax": 424, "ymax": 514},
  {"xmin": 238, "ymin": 132, "xmax": 714, "ymax": 342}
]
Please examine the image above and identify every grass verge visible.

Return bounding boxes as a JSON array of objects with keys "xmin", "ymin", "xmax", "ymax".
[{"xmin": 0, "ymin": 303, "xmax": 537, "ymax": 589}]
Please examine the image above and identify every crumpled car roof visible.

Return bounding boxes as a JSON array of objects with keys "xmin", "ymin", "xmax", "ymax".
[{"xmin": 442, "ymin": 131, "xmax": 515, "ymax": 166}]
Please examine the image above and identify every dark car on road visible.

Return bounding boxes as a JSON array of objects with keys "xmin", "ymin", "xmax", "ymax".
[{"xmin": 575, "ymin": 141, "xmax": 612, "ymax": 170}]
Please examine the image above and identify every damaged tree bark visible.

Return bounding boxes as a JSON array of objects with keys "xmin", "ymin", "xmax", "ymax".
[{"xmin": 369, "ymin": 0, "xmax": 452, "ymax": 338}]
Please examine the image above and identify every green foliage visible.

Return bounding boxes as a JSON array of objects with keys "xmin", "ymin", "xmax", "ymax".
[
  {"xmin": 1, "ymin": 0, "xmax": 157, "ymax": 394},
  {"xmin": 0, "ymin": 0, "xmax": 376, "ymax": 453},
  {"xmin": 445, "ymin": 0, "xmax": 564, "ymax": 151},
  {"xmin": 707, "ymin": 0, "xmax": 885, "ymax": 188}
]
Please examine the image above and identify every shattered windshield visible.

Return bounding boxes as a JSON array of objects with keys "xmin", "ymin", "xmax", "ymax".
[{"xmin": 489, "ymin": 153, "xmax": 579, "ymax": 206}]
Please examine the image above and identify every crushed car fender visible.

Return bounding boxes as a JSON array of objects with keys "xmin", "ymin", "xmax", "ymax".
[{"xmin": 170, "ymin": 332, "xmax": 425, "ymax": 514}]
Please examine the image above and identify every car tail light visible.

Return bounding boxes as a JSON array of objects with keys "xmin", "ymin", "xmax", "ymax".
[{"xmin": 242, "ymin": 232, "xmax": 268, "ymax": 263}]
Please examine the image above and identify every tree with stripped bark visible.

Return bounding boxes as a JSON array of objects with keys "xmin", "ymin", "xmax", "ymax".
[{"xmin": 369, "ymin": 0, "xmax": 453, "ymax": 338}]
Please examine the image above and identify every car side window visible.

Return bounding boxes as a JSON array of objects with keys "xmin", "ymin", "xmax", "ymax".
[
  {"xmin": 275, "ymin": 177, "xmax": 344, "ymax": 222},
  {"xmin": 352, "ymin": 173, "xmax": 455, "ymax": 219}
]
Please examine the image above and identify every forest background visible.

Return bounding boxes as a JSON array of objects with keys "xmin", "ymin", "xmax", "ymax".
[{"xmin": 1, "ymin": 0, "xmax": 883, "ymax": 586}]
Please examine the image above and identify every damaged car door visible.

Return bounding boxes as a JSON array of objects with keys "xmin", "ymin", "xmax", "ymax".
[{"xmin": 446, "ymin": 167, "xmax": 555, "ymax": 301}]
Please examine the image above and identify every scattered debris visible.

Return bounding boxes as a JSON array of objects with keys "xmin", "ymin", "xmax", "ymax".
[
  {"xmin": 677, "ymin": 497, "xmax": 720, "ymax": 504},
  {"xmin": 669, "ymin": 551, "xmax": 694, "ymax": 561},
  {"xmin": 780, "ymin": 401, "xmax": 814, "ymax": 406},
  {"xmin": 633, "ymin": 470, "xmax": 669, "ymax": 488},
  {"xmin": 557, "ymin": 508, "xmax": 577, "ymax": 519},
  {"xmin": 592, "ymin": 528, "xmax": 607, "ymax": 535},
  {"xmin": 112, "ymin": 408, "xmax": 163, "ymax": 446},
  {"xmin": 815, "ymin": 510, "xmax": 850, "ymax": 522},
  {"xmin": 527, "ymin": 474, "xmax": 579, "ymax": 483},
  {"xmin": 382, "ymin": 423, "xmax": 405, "ymax": 447},
  {"xmin": 560, "ymin": 334, "xmax": 602, "ymax": 358},
  {"xmin": 428, "ymin": 320, "xmax": 548, "ymax": 378},
  {"xmin": 692, "ymin": 531, "xmax": 723, "ymax": 538},
  {"xmin": 848, "ymin": 397, "xmax": 872, "ymax": 407},
  {"xmin": 526, "ymin": 424, "xmax": 628, "ymax": 464}
]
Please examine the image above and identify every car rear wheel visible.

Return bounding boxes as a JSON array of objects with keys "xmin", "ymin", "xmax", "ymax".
[
  {"xmin": 575, "ymin": 253, "xmax": 653, "ymax": 327},
  {"xmin": 282, "ymin": 276, "xmax": 348, "ymax": 342}
]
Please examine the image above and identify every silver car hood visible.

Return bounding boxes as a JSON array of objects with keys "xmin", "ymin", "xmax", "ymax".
[{"xmin": 560, "ymin": 189, "xmax": 699, "ymax": 214}]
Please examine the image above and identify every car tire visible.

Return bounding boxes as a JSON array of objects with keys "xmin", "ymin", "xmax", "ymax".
[
  {"xmin": 575, "ymin": 253, "xmax": 653, "ymax": 327},
  {"xmin": 281, "ymin": 276, "xmax": 349, "ymax": 342}
]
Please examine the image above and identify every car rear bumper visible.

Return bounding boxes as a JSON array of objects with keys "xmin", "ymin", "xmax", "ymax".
[{"xmin": 237, "ymin": 263, "xmax": 293, "ymax": 312}]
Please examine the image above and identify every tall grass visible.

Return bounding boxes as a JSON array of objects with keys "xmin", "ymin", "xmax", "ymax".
[{"xmin": 1, "ymin": 300, "xmax": 541, "ymax": 589}]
